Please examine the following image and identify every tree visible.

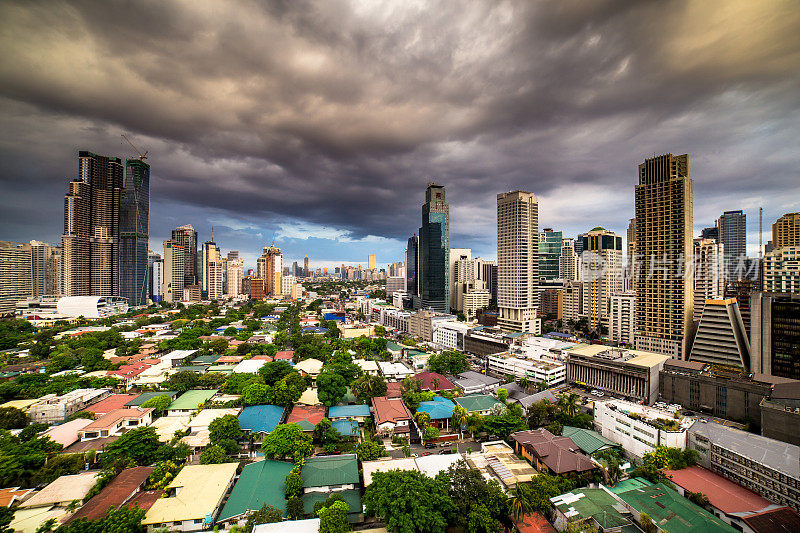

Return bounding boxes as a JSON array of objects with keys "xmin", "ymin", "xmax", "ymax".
[
  {"xmin": 422, "ymin": 425, "xmax": 440, "ymax": 442},
  {"xmin": 287, "ymin": 497, "xmax": 305, "ymax": 520},
  {"xmin": 0, "ymin": 506, "xmax": 13, "ymax": 533},
  {"xmin": 285, "ymin": 469, "xmax": 303, "ymax": 499},
  {"xmin": 510, "ymin": 485, "xmax": 533, "ymax": 522},
  {"xmin": 209, "ymin": 414, "xmax": 243, "ymax": 450},
  {"xmin": 54, "ymin": 506, "xmax": 146, "ymax": 533},
  {"xmin": 0, "ymin": 407, "xmax": 27, "ymax": 430},
  {"xmin": 140, "ymin": 394, "xmax": 171, "ymax": 416},
  {"xmin": 363, "ymin": 470, "xmax": 455, "ymax": 533},
  {"xmin": 241, "ymin": 383, "xmax": 273, "ymax": 406},
  {"xmin": 443, "ymin": 461, "xmax": 508, "ymax": 532},
  {"xmin": 164, "ymin": 370, "xmax": 199, "ymax": 393},
  {"xmin": 258, "ymin": 361, "xmax": 294, "ymax": 386},
  {"xmin": 356, "ymin": 439, "xmax": 387, "ymax": 462},
  {"xmin": 639, "ymin": 512, "xmax": 658, "ymax": 533},
  {"xmin": 102, "ymin": 427, "xmax": 161, "ymax": 468},
  {"xmin": 147, "ymin": 461, "xmax": 179, "ymax": 489},
  {"xmin": 317, "ymin": 371, "xmax": 348, "ymax": 407},
  {"xmin": 200, "ymin": 444, "xmax": 232, "ymax": 464},
  {"xmin": 261, "ymin": 424, "xmax": 313, "ymax": 462},
  {"xmin": 451, "ymin": 406, "xmax": 468, "ymax": 439},
  {"xmin": 272, "ymin": 372, "xmax": 307, "ymax": 407},
  {"xmin": 686, "ymin": 490, "xmax": 710, "ymax": 507},
  {"xmin": 482, "ymin": 405, "xmax": 526, "ymax": 440},
  {"xmin": 557, "ymin": 393, "xmax": 580, "ymax": 418},
  {"xmin": 427, "ymin": 351, "xmax": 469, "ymax": 375},
  {"xmin": 514, "ymin": 473, "xmax": 578, "ymax": 514},
  {"xmin": 244, "ymin": 504, "xmax": 282, "ymax": 532},
  {"xmin": 414, "ymin": 411, "xmax": 431, "ymax": 428},
  {"xmin": 313, "ymin": 418, "xmax": 341, "ymax": 448},
  {"xmin": 496, "ymin": 388, "xmax": 508, "ymax": 404},
  {"xmin": 351, "ymin": 374, "xmax": 387, "ymax": 403},
  {"xmin": 318, "ymin": 500, "xmax": 351, "ymax": 533}
]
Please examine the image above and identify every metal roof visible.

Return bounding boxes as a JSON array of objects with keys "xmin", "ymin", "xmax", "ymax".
[{"xmin": 217, "ymin": 460, "xmax": 294, "ymax": 521}]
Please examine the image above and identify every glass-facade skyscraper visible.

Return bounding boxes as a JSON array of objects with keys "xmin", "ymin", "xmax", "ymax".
[
  {"xmin": 538, "ymin": 228, "xmax": 562, "ymax": 280},
  {"xmin": 120, "ymin": 159, "xmax": 150, "ymax": 306},
  {"xmin": 419, "ymin": 184, "xmax": 449, "ymax": 312},
  {"xmin": 406, "ymin": 234, "xmax": 418, "ymax": 297}
]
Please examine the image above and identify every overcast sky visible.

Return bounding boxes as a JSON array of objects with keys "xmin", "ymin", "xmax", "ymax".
[{"xmin": 1, "ymin": 0, "xmax": 798, "ymax": 271}]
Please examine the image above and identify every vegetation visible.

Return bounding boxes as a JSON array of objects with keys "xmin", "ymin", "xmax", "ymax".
[
  {"xmin": 244, "ymin": 504, "xmax": 282, "ymax": 532},
  {"xmin": 364, "ymin": 469, "xmax": 455, "ymax": 533},
  {"xmin": 427, "ymin": 351, "xmax": 469, "ymax": 375},
  {"xmin": 261, "ymin": 424, "xmax": 313, "ymax": 462}
]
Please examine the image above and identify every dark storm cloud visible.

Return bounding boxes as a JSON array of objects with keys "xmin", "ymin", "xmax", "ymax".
[{"xmin": 0, "ymin": 0, "xmax": 799, "ymax": 260}]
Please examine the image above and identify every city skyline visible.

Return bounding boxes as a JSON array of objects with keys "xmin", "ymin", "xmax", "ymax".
[{"xmin": 0, "ymin": 1, "xmax": 798, "ymax": 266}]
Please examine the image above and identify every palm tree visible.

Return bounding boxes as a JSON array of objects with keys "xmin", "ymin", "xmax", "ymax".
[
  {"xmin": 558, "ymin": 393, "xmax": 580, "ymax": 419},
  {"xmin": 510, "ymin": 485, "xmax": 533, "ymax": 522},
  {"xmin": 518, "ymin": 376, "xmax": 530, "ymax": 391},
  {"xmin": 451, "ymin": 405, "xmax": 468, "ymax": 439}
]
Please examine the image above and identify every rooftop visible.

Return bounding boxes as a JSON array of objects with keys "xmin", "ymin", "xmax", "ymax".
[
  {"xmin": 742, "ymin": 507, "xmax": 800, "ymax": 533},
  {"xmin": 550, "ymin": 488, "xmax": 631, "ymax": 529},
  {"xmin": 124, "ymin": 391, "xmax": 178, "ymax": 407},
  {"xmin": 301, "ymin": 454, "xmax": 359, "ymax": 488},
  {"xmin": 43, "ymin": 418, "xmax": 92, "ymax": 446},
  {"xmin": 561, "ymin": 426, "xmax": 620, "ymax": 455},
  {"xmin": 417, "ymin": 396, "xmax": 456, "ymax": 420},
  {"xmin": 371, "ymin": 396, "xmax": 412, "ymax": 425},
  {"xmin": 19, "ymin": 472, "xmax": 100, "ymax": 508},
  {"xmin": 286, "ymin": 404, "xmax": 326, "ymax": 431},
  {"xmin": 217, "ymin": 460, "xmax": 295, "ymax": 521},
  {"xmin": 664, "ymin": 466, "xmax": 773, "ymax": 515},
  {"xmin": 411, "ymin": 371, "xmax": 456, "ymax": 391},
  {"xmin": 327, "ymin": 404, "xmax": 371, "ymax": 419},
  {"xmin": 65, "ymin": 466, "xmax": 153, "ymax": 522},
  {"xmin": 81, "ymin": 407, "xmax": 153, "ymax": 431},
  {"xmin": 454, "ymin": 394, "xmax": 503, "ymax": 413},
  {"xmin": 238, "ymin": 405, "xmax": 285, "ymax": 433},
  {"xmin": 84, "ymin": 394, "xmax": 141, "ymax": 415},
  {"xmin": 168, "ymin": 389, "xmax": 218, "ymax": 411},
  {"xmin": 511, "ymin": 429, "xmax": 596, "ymax": 475}
]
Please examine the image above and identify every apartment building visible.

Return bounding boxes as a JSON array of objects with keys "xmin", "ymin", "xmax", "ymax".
[{"xmin": 28, "ymin": 389, "xmax": 111, "ymax": 424}]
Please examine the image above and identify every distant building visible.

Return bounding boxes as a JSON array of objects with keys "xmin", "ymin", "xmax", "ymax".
[
  {"xmin": 539, "ymin": 228, "xmax": 562, "ymax": 281},
  {"xmin": 368, "ymin": 253, "xmax": 376, "ymax": 270},
  {"xmin": 751, "ymin": 292, "xmax": 800, "ymax": 379},
  {"xmin": 162, "ymin": 239, "xmax": 184, "ymax": 303},
  {"xmin": 540, "ymin": 289, "xmax": 562, "ymax": 319},
  {"xmin": 226, "ymin": 259, "xmax": 243, "ymax": 297},
  {"xmin": 201, "ymin": 240, "xmax": 220, "ymax": 297},
  {"xmin": 257, "ymin": 246, "xmax": 282, "ymax": 297},
  {"xmin": 772, "ymin": 212, "xmax": 800, "ymax": 249},
  {"xmin": 693, "ymin": 237, "xmax": 725, "ymax": 321},
  {"xmin": 0, "ymin": 241, "xmax": 32, "ymax": 315},
  {"xmin": 559, "ymin": 238, "xmax": 581, "ymax": 281},
  {"xmin": 762, "ymin": 246, "xmax": 800, "ymax": 293},
  {"xmin": 562, "ymin": 281, "xmax": 583, "ymax": 323},
  {"xmin": 609, "ymin": 291, "xmax": 635, "ymax": 346},
  {"xmin": 171, "ymin": 224, "xmax": 198, "ymax": 287},
  {"xmin": 30, "ymin": 241, "xmax": 62, "ymax": 298},
  {"xmin": 419, "ymin": 184, "xmax": 450, "ymax": 312},
  {"xmin": 119, "ymin": 159, "xmax": 150, "ymax": 307},
  {"xmin": 688, "ymin": 298, "xmax": 750, "ymax": 369},
  {"xmin": 580, "ymin": 227, "xmax": 623, "ymax": 328},
  {"xmin": 386, "ymin": 276, "xmax": 405, "ymax": 295},
  {"xmin": 718, "ymin": 210, "xmax": 747, "ymax": 282}
]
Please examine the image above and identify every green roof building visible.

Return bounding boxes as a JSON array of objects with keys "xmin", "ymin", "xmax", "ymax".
[
  {"xmin": 616, "ymin": 483, "xmax": 738, "ymax": 533},
  {"xmin": 301, "ymin": 454, "xmax": 359, "ymax": 490},
  {"xmin": 561, "ymin": 426, "xmax": 621, "ymax": 455},
  {"xmin": 302, "ymin": 489, "xmax": 362, "ymax": 522},
  {"xmin": 454, "ymin": 394, "xmax": 503, "ymax": 414},
  {"xmin": 217, "ymin": 460, "xmax": 295, "ymax": 522},
  {"xmin": 551, "ymin": 488, "xmax": 632, "ymax": 531},
  {"xmin": 167, "ymin": 389, "xmax": 218, "ymax": 414},
  {"xmin": 125, "ymin": 391, "xmax": 177, "ymax": 407}
]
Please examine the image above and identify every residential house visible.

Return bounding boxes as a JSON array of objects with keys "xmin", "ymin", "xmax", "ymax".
[
  {"xmin": 286, "ymin": 404, "xmax": 326, "ymax": 432},
  {"xmin": 79, "ymin": 408, "xmax": 154, "ymax": 441},
  {"xmin": 410, "ymin": 371, "xmax": 456, "ymax": 392},
  {"xmin": 454, "ymin": 394, "xmax": 504, "ymax": 416},
  {"xmin": 416, "ymin": 396, "xmax": 456, "ymax": 431},
  {"xmin": 237, "ymin": 405, "xmax": 285, "ymax": 435},
  {"xmin": 511, "ymin": 429, "xmax": 596, "ymax": 476},
  {"xmin": 301, "ymin": 454, "xmax": 362, "ymax": 522},
  {"xmin": 451, "ymin": 371, "xmax": 502, "ymax": 395},
  {"xmin": 217, "ymin": 460, "xmax": 294, "ymax": 527},
  {"xmin": 64, "ymin": 467, "xmax": 153, "ymax": 523},
  {"xmin": 167, "ymin": 390, "xmax": 218, "ymax": 416},
  {"xmin": 295, "ymin": 358, "xmax": 324, "ymax": 383},
  {"xmin": 371, "ymin": 396, "xmax": 412, "ymax": 435}
]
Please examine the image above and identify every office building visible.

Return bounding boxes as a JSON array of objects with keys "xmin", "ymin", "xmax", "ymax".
[
  {"xmin": 200, "ymin": 240, "xmax": 220, "ymax": 297},
  {"xmin": 701, "ymin": 226, "xmax": 719, "ymax": 241},
  {"xmin": 562, "ymin": 281, "xmax": 583, "ymax": 323},
  {"xmin": 497, "ymin": 190, "xmax": 539, "ymax": 332},
  {"xmin": 460, "ymin": 283, "xmax": 491, "ymax": 320},
  {"xmin": 162, "ymin": 240, "xmax": 184, "ymax": 303},
  {"xmin": 773, "ymin": 212, "xmax": 800, "ymax": 249},
  {"xmin": 751, "ymin": 292, "xmax": 800, "ymax": 379},
  {"xmin": 30, "ymin": 241, "xmax": 62, "ymax": 297},
  {"xmin": 171, "ymin": 224, "xmax": 198, "ymax": 287},
  {"xmin": 0, "ymin": 241, "xmax": 32, "ymax": 315},
  {"xmin": 718, "ymin": 210, "xmax": 747, "ymax": 282},
  {"xmin": 419, "ymin": 184, "xmax": 449, "ymax": 312},
  {"xmin": 405, "ymin": 234, "xmax": 418, "ymax": 298},
  {"xmin": 688, "ymin": 421, "xmax": 800, "ymax": 512},
  {"xmin": 488, "ymin": 352, "xmax": 565, "ymax": 386},
  {"xmin": 207, "ymin": 260, "xmax": 224, "ymax": 300},
  {"xmin": 634, "ymin": 153, "xmax": 694, "ymax": 359},
  {"xmin": 540, "ymin": 289, "xmax": 562, "ymax": 319},
  {"xmin": 449, "ymin": 248, "xmax": 472, "ymax": 310},
  {"xmin": 760, "ymin": 381, "xmax": 800, "ymax": 446},
  {"xmin": 147, "ymin": 251, "xmax": 160, "ymax": 301},
  {"xmin": 609, "ymin": 291, "xmax": 635, "ymax": 345},
  {"xmin": 183, "ymin": 284, "xmax": 201, "ymax": 302},
  {"xmin": 580, "ymin": 227, "xmax": 623, "ymax": 328},
  {"xmin": 304, "ymin": 255, "xmax": 309, "ymax": 277},
  {"xmin": 574, "ymin": 233, "xmax": 586, "ymax": 256},
  {"xmin": 119, "ymin": 159, "xmax": 150, "ymax": 307},
  {"xmin": 226, "ymin": 259, "xmax": 243, "ymax": 297},
  {"xmin": 539, "ymin": 228, "xmax": 562, "ymax": 281},
  {"xmin": 386, "ymin": 276, "xmax": 405, "ymax": 295},
  {"xmin": 689, "ymin": 298, "xmax": 750, "ymax": 369},
  {"xmin": 559, "ymin": 238, "xmax": 580, "ymax": 281},
  {"xmin": 474, "ymin": 258, "xmax": 497, "ymax": 305},
  {"xmin": 257, "ymin": 245, "xmax": 282, "ymax": 296},
  {"xmin": 692, "ymin": 238, "xmax": 725, "ymax": 321},
  {"xmin": 62, "ymin": 151, "xmax": 124, "ymax": 297},
  {"xmin": 151, "ymin": 259, "xmax": 164, "ymax": 302},
  {"xmin": 565, "ymin": 344, "xmax": 670, "ymax": 403},
  {"xmin": 367, "ymin": 253, "xmax": 375, "ymax": 270},
  {"xmin": 762, "ymin": 246, "xmax": 800, "ymax": 293}
]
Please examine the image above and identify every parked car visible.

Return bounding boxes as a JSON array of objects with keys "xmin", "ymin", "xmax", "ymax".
[
  {"xmin": 422, "ymin": 452, "xmax": 432, "ymax": 456},
  {"xmin": 424, "ymin": 442, "xmax": 436, "ymax": 449}
]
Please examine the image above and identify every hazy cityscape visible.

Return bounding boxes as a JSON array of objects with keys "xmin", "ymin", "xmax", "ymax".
[{"xmin": 0, "ymin": 2, "xmax": 799, "ymax": 533}]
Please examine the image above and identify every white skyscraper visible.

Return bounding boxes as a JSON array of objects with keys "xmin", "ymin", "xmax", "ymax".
[
  {"xmin": 559, "ymin": 238, "xmax": 581, "ymax": 281},
  {"xmin": 497, "ymin": 190, "xmax": 539, "ymax": 333}
]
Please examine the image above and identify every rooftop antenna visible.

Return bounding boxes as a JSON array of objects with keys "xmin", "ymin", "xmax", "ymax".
[
  {"xmin": 759, "ymin": 207, "xmax": 763, "ymax": 259},
  {"xmin": 211, "ymin": 226, "xmax": 214, "ymax": 242}
]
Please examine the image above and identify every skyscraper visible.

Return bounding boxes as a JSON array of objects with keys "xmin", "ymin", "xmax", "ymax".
[
  {"xmin": 162, "ymin": 239, "xmax": 184, "ymax": 303},
  {"xmin": 227, "ymin": 251, "xmax": 239, "ymax": 261},
  {"xmin": 0, "ymin": 241, "xmax": 32, "ymax": 315},
  {"xmin": 539, "ymin": 228, "xmax": 562, "ymax": 280},
  {"xmin": 634, "ymin": 153, "xmax": 694, "ymax": 359},
  {"xmin": 62, "ymin": 151, "xmax": 124, "ymax": 297},
  {"xmin": 368, "ymin": 254, "xmax": 376, "ymax": 270},
  {"xmin": 227, "ymin": 259, "xmax": 244, "ymax": 297},
  {"xmin": 773, "ymin": 212, "xmax": 800, "ymax": 249},
  {"xmin": 449, "ymin": 248, "xmax": 472, "ymax": 310},
  {"xmin": 497, "ymin": 190, "xmax": 539, "ymax": 332},
  {"xmin": 119, "ymin": 158, "xmax": 150, "ymax": 306},
  {"xmin": 559, "ymin": 238, "xmax": 580, "ymax": 281},
  {"xmin": 692, "ymin": 237, "xmax": 725, "ymax": 321},
  {"xmin": 171, "ymin": 224, "xmax": 198, "ymax": 287},
  {"xmin": 304, "ymin": 255, "xmax": 309, "ymax": 277},
  {"xmin": 30, "ymin": 241, "xmax": 62, "ymax": 297},
  {"xmin": 419, "ymin": 184, "xmax": 449, "ymax": 312},
  {"xmin": 147, "ymin": 251, "xmax": 161, "ymax": 301},
  {"xmin": 201, "ymin": 240, "xmax": 220, "ymax": 297},
  {"xmin": 406, "ymin": 234, "xmax": 418, "ymax": 299},
  {"xmin": 717, "ymin": 210, "xmax": 746, "ymax": 282},
  {"xmin": 580, "ymin": 227, "xmax": 623, "ymax": 328},
  {"xmin": 751, "ymin": 292, "xmax": 800, "ymax": 379},
  {"xmin": 257, "ymin": 245, "xmax": 282, "ymax": 296}
]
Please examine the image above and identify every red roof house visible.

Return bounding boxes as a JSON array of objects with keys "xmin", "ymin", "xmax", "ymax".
[
  {"xmin": 411, "ymin": 372, "xmax": 456, "ymax": 392},
  {"xmin": 286, "ymin": 404, "xmax": 325, "ymax": 432},
  {"xmin": 371, "ymin": 396, "xmax": 412, "ymax": 435},
  {"xmin": 64, "ymin": 466, "xmax": 154, "ymax": 523},
  {"xmin": 83, "ymin": 394, "xmax": 142, "ymax": 416}
]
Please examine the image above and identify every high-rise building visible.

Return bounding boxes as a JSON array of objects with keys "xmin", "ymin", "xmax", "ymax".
[
  {"xmin": 147, "ymin": 251, "xmax": 161, "ymax": 301},
  {"xmin": 201, "ymin": 240, "xmax": 220, "ymax": 296},
  {"xmin": 762, "ymin": 246, "xmax": 800, "ymax": 293},
  {"xmin": 119, "ymin": 159, "xmax": 150, "ymax": 307},
  {"xmin": 368, "ymin": 254, "xmax": 376, "ymax": 270},
  {"xmin": 474, "ymin": 258, "xmax": 497, "ymax": 306},
  {"xmin": 30, "ymin": 241, "xmax": 62, "ymax": 297},
  {"xmin": 574, "ymin": 233, "xmax": 586, "ymax": 256},
  {"xmin": 151, "ymin": 259, "xmax": 164, "ymax": 302},
  {"xmin": 406, "ymin": 234, "xmax": 419, "ymax": 299},
  {"xmin": 692, "ymin": 238, "xmax": 725, "ymax": 322},
  {"xmin": 559, "ymin": 238, "xmax": 580, "ymax": 281},
  {"xmin": 580, "ymin": 227, "xmax": 623, "ymax": 328},
  {"xmin": 227, "ymin": 251, "xmax": 239, "ymax": 261},
  {"xmin": 634, "ymin": 153, "xmax": 694, "ymax": 359},
  {"xmin": 718, "ymin": 210, "xmax": 747, "ymax": 282},
  {"xmin": 562, "ymin": 281, "xmax": 583, "ymax": 323},
  {"xmin": 207, "ymin": 260, "xmax": 224, "ymax": 300},
  {"xmin": 386, "ymin": 276, "xmax": 405, "ymax": 294},
  {"xmin": 700, "ymin": 226, "xmax": 719, "ymax": 241},
  {"xmin": 171, "ymin": 225, "xmax": 198, "ymax": 287},
  {"xmin": 0, "ymin": 241, "xmax": 32, "ymax": 315},
  {"xmin": 751, "ymin": 292, "xmax": 800, "ymax": 379},
  {"xmin": 773, "ymin": 212, "xmax": 800, "ymax": 249},
  {"xmin": 162, "ymin": 239, "xmax": 184, "ymax": 303},
  {"xmin": 497, "ymin": 190, "xmax": 539, "ymax": 332},
  {"xmin": 609, "ymin": 291, "xmax": 635, "ymax": 346},
  {"xmin": 227, "ymin": 259, "xmax": 244, "ymax": 297},
  {"xmin": 449, "ymin": 248, "xmax": 472, "ymax": 310},
  {"xmin": 304, "ymin": 255, "xmax": 309, "ymax": 277},
  {"xmin": 688, "ymin": 298, "xmax": 750, "ymax": 369},
  {"xmin": 62, "ymin": 151, "xmax": 124, "ymax": 297},
  {"xmin": 625, "ymin": 218, "xmax": 636, "ymax": 291},
  {"xmin": 419, "ymin": 184, "xmax": 449, "ymax": 313},
  {"xmin": 539, "ymin": 228, "xmax": 562, "ymax": 280},
  {"xmin": 257, "ymin": 245, "xmax": 282, "ymax": 296}
]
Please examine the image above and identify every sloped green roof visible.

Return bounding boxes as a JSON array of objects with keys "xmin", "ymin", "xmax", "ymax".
[
  {"xmin": 551, "ymin": 488, "xmax": 630, "ymax": 529},
  {"xmin": 217, "ymin": 460, "xmax": 294, "ymax": 521},
  {"xmin": 125, "ymin": 391, "xmax": 177, "ymax": 407},
  {"xmin": 454, "ymin": 394, "xmax": 502, "ymax": 413},
  {"xmin": 301, "ymin": 489, "xmax": 362, "ymax": 519},
  {"xmin": 561, "ymin": 426, "xmax": 621, "ymax": 455},
  {"xmin": 301, "ymin": 454, "xmax": 359, "ymax": 488},
  {"xmin": 168, "ymin": 389, "xmax": 217, "ymax": 410}
]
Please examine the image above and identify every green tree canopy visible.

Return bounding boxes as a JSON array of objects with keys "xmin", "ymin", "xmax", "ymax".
[
  {"xmin": 241, "ymin": 383, "xmax": 273, "ymax": 406},
  {"xmin": 318, "ymin": 500, "xmax": 351, "ymax": 533},
  {"xmin": 140, "ymin": 394, "xmax": 171, "ymax": 415},
  {"xmin": 317, "ymin": 371, "xmax": 348, "ymax": 407},
  {"xmin": 351, "ymin": 374, "xmax": 387, "ymax": 403},
  {"xmin": 199, "ymin": 444, "xmax": 233, "ymax": 464},
  {"xmin": 261, "ymin": 424, "xmax": 313, "ymax": 463},
  {"xmin": 0, "ymin": 407, "xmax": 27, "ymax": 430},
  {"xmin": 427, "ymin": 351, "xmax": 469, "ymax": 375},
  {"xmin": 364, "ymin": 469, "xmax": 455, "ymax": 533}
]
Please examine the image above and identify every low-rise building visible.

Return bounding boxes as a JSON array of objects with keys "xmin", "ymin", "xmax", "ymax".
[
  {"xmin": 463, "ymin": 327, "xmax": 515, "ymax": 357},
  {"xmin": 417, "ymin": 396, "xmax": 456, "ymax": 431},
  {"xmin": 466, "ymin": 441, "xmax": 536, "ymax": 489},
  {"xmin": 237, "ymin": 405, "xmax": 285, "ymax": 435},
  {"xmin": 550, "ymin": 488, "xmax": 633, "ymax": 532},
  {"xmin": 327, "ymin": 404, "xmax": 371, "ymax": 424},
  {"xmin": 216, "ymin": 460, "xmax": 295, "ymax": 527},
  {"xmin": 566, "ymin": 344, "xmax": 670, "ymax": 403},
  {"xmin": 371, "ymin": 396, "xmax": 412, "ymax": 435},
  {"xmin": 594, "ymin": 399, "xmax": 694, "ymax": 460},
  {"xmin": 454, "ymin": 394, "xmax": 503, "ymax": 416},
  {"xmin": 487, "ymin": 352, "xmax": 566, "ymax": 386},
  {"xmin": 79, "ymin": 408, "xmax": 154, "ymax": 441},
  {"xmin": 353, "ymin": 359, "xmax": 379, "ymax": 376},
  {"xmin": 301, "ymin": 454, "xmax": 362, "ymax": 522},
  {"xmin": 362, "ymin": 454, "xmax": 463, "ymax": 486},
  {"xmin": 167, "ymin": 389, "xmax": 218, "ymax": 416},
  {"xmin": 761, "ymin": 381, "xmax": 800, "ymax": 446},
  {"xmin": 410, "ymin": 371, "xmax": 456, "ymax": 392},
  {"xmin": 451, "ymin": 370, "xmax": 502, "ymax": 394},
  {"xmin": 510, "ymin": 429, "xmax": 596, "ymax": 476},
  {"xmin": 142, "ymin": 463, "xmax": 238, "ymax": 532},
  {"xmin": 688, "ymin": 420, "xmax": 800, "ymax": 512},
  {"xmin": 432, "ymin": 321, "xmax": 471, "ymax": 351},
  {"xmin": 294, "ymin": 358, "xmax": 324, "ymax": 382},
  {"xmin": 13, "ymin": 472, "xmax": 101, "ymax": 532},
  {"xmin": 64, "ymin": 467, "xmax": 154, "ymax": 523},
  {"xmin": 28, "ymin": 388, "xmax": 110, "ymax": 423},
  {"xmin": 377, "ymin": 361, "xmax": 413, "ymax": 381}
]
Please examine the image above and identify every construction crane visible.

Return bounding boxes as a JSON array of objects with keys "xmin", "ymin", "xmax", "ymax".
[{"xmin": 121, "ymin": 134, "xmax": 149, "ymax": 161}]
